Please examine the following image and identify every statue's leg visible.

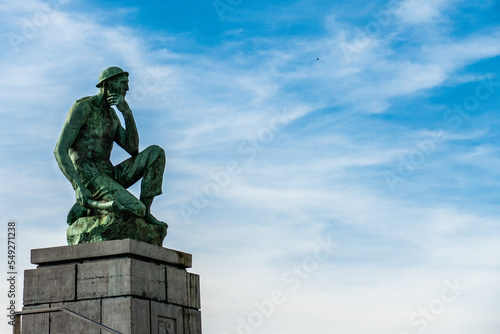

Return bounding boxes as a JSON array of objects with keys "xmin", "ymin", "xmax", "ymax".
[
  {"xmin": 138, "ymin": 196, "xmax": 167, "ymax": 226},
  {"xmin": 114, "ymin": 145, "xmax": 166, "ymax": 221},
  {"xmin": 87, "ymin": 173, "xmax": 146, "ymax": 218},
  {"xmin": 67, "ymin": 202, "xmax": 91, "ymax": 225},
  {"xmin": 75, "ymin": 161, "xmax": 147, "ymax": 218}
]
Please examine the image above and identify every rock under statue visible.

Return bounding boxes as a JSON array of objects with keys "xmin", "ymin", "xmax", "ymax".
[{"xmin": 54, "ymin": 66, "xmax": 167, "ymax": 245}]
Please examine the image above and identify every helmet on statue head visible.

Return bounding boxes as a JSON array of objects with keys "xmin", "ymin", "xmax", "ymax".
[{"xmin": 96, "ymin": 66, "xmax": 129, "ymax": 88}]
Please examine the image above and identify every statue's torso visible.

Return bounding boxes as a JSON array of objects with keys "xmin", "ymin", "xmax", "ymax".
[{"xmin": 69, "ymin": 96, "xmax": 120, "ymax": 174}]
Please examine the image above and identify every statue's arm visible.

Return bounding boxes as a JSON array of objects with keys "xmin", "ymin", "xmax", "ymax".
[
  {"xmin": 114, "ymin": 101, "xmax": 139, "ymax": 156},
  {"xmin": 54, "ymin": 103, "xmax": 92, "ymax": 206}
]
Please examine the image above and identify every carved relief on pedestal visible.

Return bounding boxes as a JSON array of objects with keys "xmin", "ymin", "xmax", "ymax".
[{"xmin": 158, "ymin": 316, "xmax": 176, "ymax": 334}]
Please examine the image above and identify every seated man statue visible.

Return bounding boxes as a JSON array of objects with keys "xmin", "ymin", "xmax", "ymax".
[{"xmin": 54, "ymin": 66, "xmax": 167, "ymax": 230}]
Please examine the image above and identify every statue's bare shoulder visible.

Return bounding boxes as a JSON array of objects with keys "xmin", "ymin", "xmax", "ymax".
[{"xmin": 65, "ymin": 96, "xmax": 94, "ymax": 125}]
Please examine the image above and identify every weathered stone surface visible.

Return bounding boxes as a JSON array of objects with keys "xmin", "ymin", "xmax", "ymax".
[
  {"xmin": 31, "ymin": 238, "xmax": 192, "ymax": 268},
  {"xmin": 102, "ymin": 297, "xmax": 150, "ymax": 334},
  {"xmin": 77, "ymin": 258, "xmax": 166, "ymax": 300},
  {"xmin": 187, "ymin": 273, "xmax": 201, "ymax": 309},
  {"xmin": 151, "ymin": 301, "xmax": 184, "ymax": 334},
  {"xmin": 23, "ymin": 241, "xmax": 201, "ymax": 333},
  {"xmin": 50, "ymin": 300, "xmax": 101, "ymax": 334},
  {"xmin": 23, "ymin": 264, "xmax": 75, "ymax": 305},
  {"xmin": 67, "ymin": 214, "xmax": 166, "ymax": 246},
  {"xmin": 166, "ymin": 266, "xmax": 187, "ymax": 306},
  {"xmin": 184, "ymin": 309, "xmax": 202, "ymax": 334},
  {"xmin": 22, "ymin": 304, "xmax": 49, "ymax": 334}
]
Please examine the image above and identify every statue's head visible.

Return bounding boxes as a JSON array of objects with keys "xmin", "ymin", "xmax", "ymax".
[
  {"xmin": 97, "ymin": 66, "xmax": 129, "ymax": 97},
  {"xmin": 96, "ymin": 66, "xmax": 129, "ymax": 88}
]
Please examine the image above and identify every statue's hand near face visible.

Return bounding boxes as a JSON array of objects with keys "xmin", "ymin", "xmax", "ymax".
[{"xmin": 107, "ymin": 92, "xmax": 129, "ymax": 112}]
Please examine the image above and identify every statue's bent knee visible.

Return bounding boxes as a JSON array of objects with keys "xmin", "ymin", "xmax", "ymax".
[{"xmin": 146, "ymin": 145, "xmax": 166, "ymax": 165}]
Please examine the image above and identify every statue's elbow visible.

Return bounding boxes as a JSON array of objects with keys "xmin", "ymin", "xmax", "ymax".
[
  {"xmin": 54, "ymin": 142, "xmax": 61, "ymax": 157},
  {"xmin": 130, "ymin": 143, "xmax": 139, "ymax": 156},
  {"xmin": 53, "ymin": 142, "xmax": 66, "ymax": 162}
]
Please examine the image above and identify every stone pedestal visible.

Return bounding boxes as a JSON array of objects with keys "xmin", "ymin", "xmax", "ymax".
[{"xmin": 22, "ymin": 239, "xmax": 201, "ymax": 334}]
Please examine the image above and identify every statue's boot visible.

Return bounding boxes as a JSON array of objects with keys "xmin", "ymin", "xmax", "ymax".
[
  {"xmin": 67, "ymin": 202, "xmax": 91, "ymax": 225},
  {"xmin": 145, "ymin": 213, "xmax": 168, "ymax": 228}
]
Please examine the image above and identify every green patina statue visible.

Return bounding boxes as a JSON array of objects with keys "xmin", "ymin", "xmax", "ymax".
[{"xmin": 54, "ymin": 66, "xmax": 167, "ymax": 245}]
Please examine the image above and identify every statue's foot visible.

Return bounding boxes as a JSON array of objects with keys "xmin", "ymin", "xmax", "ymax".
[
  {"xmin": 67, "ymin": 202, "xmax": 92, "ymax": 226},
  {"xmin": 146, "ymin": 214, "xmax": 168, "ymax": 228}
]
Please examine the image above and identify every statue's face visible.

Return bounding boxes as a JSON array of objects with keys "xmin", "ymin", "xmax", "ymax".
[{"xmin": 107, "ymin": 75, "xmax": 129, "ymax": 97}]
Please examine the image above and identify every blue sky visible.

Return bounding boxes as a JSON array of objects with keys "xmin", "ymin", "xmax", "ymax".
[{"xmin": 1, "ymin": 0, "xmax": 500, "ymax": 333}]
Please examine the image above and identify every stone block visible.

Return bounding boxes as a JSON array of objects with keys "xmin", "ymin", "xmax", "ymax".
[
  {"xmin": 102, "ymin": 297, "xmax": 150, "ymax": 334},
  {"xmin": 77, "ymin": 258, "xmax": 166, "ymax": 300},
  {"xmin": 21, "ymin": 304, "xmax": 49, "ymax": 334},
  {"xmin": 166, "ymin": 266, "xmax": 187, "ymax": 306},
  {"xmin": 187, "ymin": 273, "xmax": 201, "ymax": 309},
  {"xmin": 129, "ymin": 258, "xmax": 167, "ymax": 301},
  {"xmin": 184, "ymin": 308, "xmax": 202, "ymax": 334},
  {"xmin": 50, "ymin": 299, "xmax": 101, "ymax": 334},
  {"xmin": 151, "ymin": 301, "xmax": 184, "ymax": 334},
  {"xmin": 31, "ymin": 239, "xmax": 192, "ymax": 268},
  {"xmin": 23, "ymin": 264, "xmax": 75, "ymax": 305}
]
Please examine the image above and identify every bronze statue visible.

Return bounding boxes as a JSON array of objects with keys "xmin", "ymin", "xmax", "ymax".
[{"xmin": 55, "ymin": 67, "xmax": 167, "ymax": 245}]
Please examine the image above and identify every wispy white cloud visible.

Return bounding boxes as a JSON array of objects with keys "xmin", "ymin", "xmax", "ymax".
[
  {"xmin": 395, "ymin": 0, "xmax": 456, "ymax": 24},
  {"xmin": 1, "ymin": 1, "xmax": 500, "ymax": 333}
]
